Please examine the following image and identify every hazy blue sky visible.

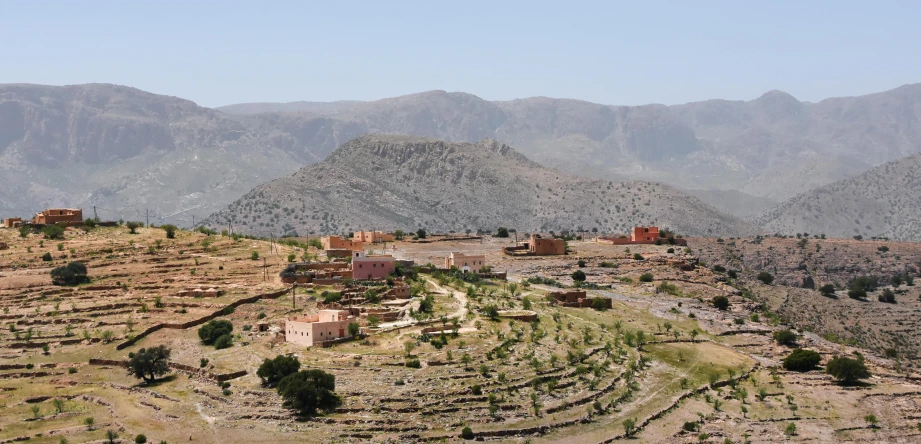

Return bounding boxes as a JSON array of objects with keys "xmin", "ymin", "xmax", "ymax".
[{"xmin": 3, "ymin": 1, "xmax": 920, "ymax": 107}]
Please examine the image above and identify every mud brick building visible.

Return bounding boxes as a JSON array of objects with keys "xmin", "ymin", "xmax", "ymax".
[
  {"xmin": 285, "ymin": 309, "xmax": 356, "ymax": 347},
  {"xmin": 444, "ymin": 252, "xmax": 487, "ymax": 272},
  {"xmin": 353, "ymin": 230, "xmax": 394, "ymax": 243},
  {"xmin": 529, "ymin": 234, "xmax": 566, "ymax": 255},
  {"xmin": 33, "ymin": 208, "xmax": 83, "ymax": 225},
  {"xmin": 352, "ymin": 252, "xmax": 396, "ymax": 280}
]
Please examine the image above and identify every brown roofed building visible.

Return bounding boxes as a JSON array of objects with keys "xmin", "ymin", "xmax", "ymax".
[
  {"xmin": 2, "ymin": 218, "xmax": 23, "ymax": 228},
  {"xmin": 529, "ymin": 234, "xmax": 566, "ymax": 256},
  {"xmin": 33, "ymin": 209, "xmax": 83, "ymax": 225}
]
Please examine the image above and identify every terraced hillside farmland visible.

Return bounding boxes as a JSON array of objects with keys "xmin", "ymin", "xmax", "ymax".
[{"xmin": 1, "ymin": 229, "xmax": 920, "ymax": 443}]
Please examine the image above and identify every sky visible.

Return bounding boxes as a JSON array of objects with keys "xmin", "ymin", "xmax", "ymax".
[{"xmin": 2, "ymin": 0, "xmax": 920, "ymax": 108}]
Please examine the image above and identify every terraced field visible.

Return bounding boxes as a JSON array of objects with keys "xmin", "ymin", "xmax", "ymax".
[{"xmin": 1, "ymin": 229, "xmax": 920, "ymax": 443}]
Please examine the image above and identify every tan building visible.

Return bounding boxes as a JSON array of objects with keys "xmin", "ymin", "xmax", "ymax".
[
  {"xmin": 2, "ymin": 218, "xmax": 23, "ymax": 228},
  {"xmin": 321, "ymin": 235, "xmax": 364, "ymax": 252},
  {"xmin": 353, "ymin": 230, "xmax": 394, "ymax": 243},
  {"xmin": 285, "ymin": 310, "xmax": 356, "ymax": 347},
  {"xmin": 34, "ymin": 209, "xmax": 83, "ymax": 225},
  {"xmin": 529, "ymin": 234, "xmax": 566, "ymax": 256},
  {"xmin": 444, "ymin": 252, "xmax": 486, "ymax": 272}
]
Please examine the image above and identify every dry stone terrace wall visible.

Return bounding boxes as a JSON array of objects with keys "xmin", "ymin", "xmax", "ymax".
[
  {"xmin": 116, "ymin": 287, "xmax": 290, "ymax": 350},
  {"xmin": 88, "ymin": 359, "xmax": 247, "ymax": 383}
]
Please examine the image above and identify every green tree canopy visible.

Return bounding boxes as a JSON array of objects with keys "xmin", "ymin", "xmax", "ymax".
[
  {"xmin": 826, "ymin": 356, "xmax": 870, "ymax": 385},
  {"xmin": 782, "ymin": 348, "xmax": 821, "ymax": 372},
  {"xmin": 257, "ymin": 355, "xmax": 301, "ymax": 387},
  {"xmin": 198, "ymin": 320, "xmax": 233, "ymax": 346},
  {"xmin": 277, "ymin": 369, "xmax": 342, "ymax": 415},
  {"xmin": 128, "ymin": 345, "xmax": 171, "ymax": 382}
]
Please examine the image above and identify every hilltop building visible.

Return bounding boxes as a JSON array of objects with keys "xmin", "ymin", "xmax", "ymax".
[
  {"xmin": 353, "ymin": 230, "xmax": 394, "ymax": 243},
  {"xmin": 444, "ymin": 252, "xmax": 486, "ymax": 272},
  {"xmin": 285, "ymin": 309, "xmax": 357, "ymax": 347},
  {"xmin": 528, "ymin": 234, "xmax": 566, "ymax": 255},
  {"xmin": 2, "ymin": 218, "xmax": 23, "ymax": 228},
  {"xmin": 599, "ymin": 226, "xmax": 688, "ymax": 246},
  {"xmin": 33, "ymin": 209, "xmax": 83, "ymax": 225},
  {"xmin": 321, "ymin": 235, "xmax": 364, "ymax": 252}
]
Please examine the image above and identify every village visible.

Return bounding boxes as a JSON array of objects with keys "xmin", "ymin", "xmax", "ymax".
[{"xmin": 0, "ymin": 210, "xmax": 919, "ymax": 443}]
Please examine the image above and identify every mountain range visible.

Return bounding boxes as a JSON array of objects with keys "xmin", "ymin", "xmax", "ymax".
[
  {"xmin": 2, "ymin": 82, "xmax": 921, "ymax": 238},
  {"xmin": 202, "ymin": 135, "xmax": 755, "ymax": 237}
]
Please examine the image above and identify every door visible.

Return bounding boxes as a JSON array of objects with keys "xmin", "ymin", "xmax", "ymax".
[{"xmin": 339, "ymin": 328, "xmax": 345, "ymax": 337}]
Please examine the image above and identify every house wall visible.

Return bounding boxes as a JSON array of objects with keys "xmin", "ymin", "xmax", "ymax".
[
  {"xmin": 352, "ymin": 257, "xmax": 396, "ymax": 280},
  {"xmin": 444, "ymin": 252, "xmax": 487, "ymax": 271},
  {"xmin": 3, "ymin": 218, "xmax": 22, "ymax": 228},
  {"xmin": 631, "ymin": 226, "xmax": 660, "ymax": 242},
  {"xmin": 529, "ymin": 235, "xmax": 565, "ymax": 255},
  {"xmin": 34, "ymin": 209, "xmax": 83, "ymax": 225},
  {"xmin": 353, "ymin": 231, "xmax": 394, "ymax": 243},
  {"xmin": 322, "ymin": 236, "xmax": 364, "ymax": 251},
  {"xmin": 285, "ymin": 310, "xmax": 353, "ymax": 347}
]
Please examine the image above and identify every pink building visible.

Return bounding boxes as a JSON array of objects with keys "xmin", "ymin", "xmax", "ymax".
[
  {"xmin": 285, "ymin": 310, "xmax": 356, "ymax": 347},
  {"xmin": 352, "ymin": 252, "xmax": 396, "ymax": 280},
  {"xmin": 444, "ymin": 252, "xmax": 486, "ymax": 272},
  {"xmin": 353, "ymin": 230, "xmax": 394, "ymax": 243},
  {"xmin": 631, "ymin": 226, "xmax": 660, "ymax": 242}
]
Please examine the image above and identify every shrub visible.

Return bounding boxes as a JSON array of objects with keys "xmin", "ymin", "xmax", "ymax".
[
  {"xmin": 348, "ymin": 322, "xmax": 360, "ymax": 337},
  {"xmin": 214, "ymin": 334, "xmax": 233, "ymax": 349},
  {"xmin": 878, "ymin": 288, "xmax": 896, "ymax": 303},
  {"xmin": 757, "ymin": 271, "xmax": 774, "ymax": 285},
  {"xmin": 639, "ymin": 273, "xmax": 653, "ymax": 283},
  {"xmin": 571, "ymin": 270, "xmax": 586, "ymax": 282},
  {"xmin": 782, "ymin": 348, "xmax": 821, "ymax": 372},
  {"xmin": 712, "ymin": 296, "xmax": 729, "ymax": 310},
  {"xmin": 847, "ymin": 276, "xmax": 877, "ymax": 300},
  {"xmin": 276, "ymin": 369, "xmax": 341, "ymax": 415},
  {"xmin": 135, "ymin": 434, "xmax": 147, "ymax": 443},
  {"xmin": 727, "ymin": 270, "xmax": 738, "ymax": 279},
  {"xmin": 128, "ymin": 345, "xmax": 171, "ymax": 382},
  {"xmin": 50, "ymin": 262, "xmax": 89, "ymax": 285},
  {"xmin": 633, "ymin": 253, "xmax": 644, "ymax": 260},
  {"xmin": 251, "ymin": 251, "xmax": 260, "ymax": 260},
  {"xmin": 405, "ymin": 359, "xmax": 421, "ymax": 368},
  {"xmin": 257, "ymin": 355, "xmax": 301, "ymax": 386},
  {"xmin": 287, "ymin": 253, "xmax": 296, "ymax": 262},
  {"xmin": 461, "ymin": 426, "xmax": 474, "ymax": 440},
  {"xmin": 877, "ymin": 246, "xmax": 889, "ymax": 252},
  {"xmin": 773, "ymin": 329, "xmax": 797, "ymax": 346},
  {"xmin": 42, "ymin": 224, "xmax": 65, "ymax": 240},
  {"xmin": 126, "ymin": 221, "xmax": 142, "ymax": 234},
  {"xmin": 591, "ymin": 298, "xmax": 609, "ymax": 311},
  {"xmin": 471, "ymin": 384, "xmax": 482, "ymax": 395},
  {"xmin": 577, "ymin": 260, "xmax": 586, "ymax": 268},
  {"xmin": 826, "ymin": 356, "xmax": 870, "ymax": 385},
  {"xmin": 42, "ymin": 252, "xmax": 53, "ymax": 261},
  {"xmin": 819, "ymin": 284, "xmax": 836, "ymax": 297},
  {"xmin": 495, "ymin": 227, "xmax": 509, "ymax": 238},
  {"xmin": 712, "ymin": 265, "xmax": 726, "ymax": 273},
  {"xmin": 161, "ymin": 224, "xmax": 177, "ymax": 239},
  {"xmin": 682, "ymin": 421, "xmax": 699, "ymax": 432},
  {"xmin": 198, "ymin": 320, "xmax": 233, "ymax": 345},
  {"xmin": 666, "ymin": 248, "xmax": 675, "ymax": 254}
]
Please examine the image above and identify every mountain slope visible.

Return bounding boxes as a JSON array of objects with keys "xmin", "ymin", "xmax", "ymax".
[
  {"xmin": 203, "ymin": 135, "xmax": 756, "ymax": 237},
  {"xmin": 216, "ymin": 100, "xmax": 364, "ymax": 115},
  {"xmin": 755, "ymin": 152, "xmax": 921, "ymax": 240}
]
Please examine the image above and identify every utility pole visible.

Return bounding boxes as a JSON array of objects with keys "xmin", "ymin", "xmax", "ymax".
[
  {"xmin": 93, "ymin": 206, "xmax": 98, "ymax": 221},
  {"xmin": 192, "ymin": 214, "xmax": 195, "ymax": 227},
  {"xmin": 292, "ymin": 284, "xmax": 296, "ymax": 309},
  {"xmin": 263, "ymin": 258, "xmax": 267, "ymax": 281},
  {"xmin": 146, "ymin": 209, "xmax": 149, "ymax": 227}
]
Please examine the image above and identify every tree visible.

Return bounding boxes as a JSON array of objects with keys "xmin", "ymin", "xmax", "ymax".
[
  {"xmin": 757, "ymin": 271, "xmax": 774, "ymax": 285},
  {"xmin": 571, "ymin": 270, "xmax": 586, "ymax": 282},
  {"xmin": 50, "ymin": 262, "xmax": 89, "ymax": 286},
  {"xmin": 257, "ymin": 355, "xmax": 301, "ymax": 387},
  {"xmin": 42, "ymin": 224, "xmax": 65, "ymax": 240},
  {"xmin": 495, "ymin": 227, "xmax": 509, "ymax": 238},
  {"xmin": 633, "ymin": 253, "xmax": 644, "ymax": 260},
  {"xmin": 83, "ymin": 417, "xmax": 95, "ymax": 430},
  {"xmin": 416, "ymin": 228, "xmax": 427, "ymax": 239},
  {"xmin": 712, "ymin": 295, "xmax": 730, "ymax": 310},
  {"xmin": 393, "ymin": 230, "xmax": 405, "ymax": 240},
  {"xmin": 126, "ymin": 221, "xmax": 142, "ymax": 234},
  {"xmin": 785, "ymin": 422, "xmax": 797, "ymax": 436},
  {"xmin": 847, "ymin": 276, "xmax": 877, "ymax": 299},
  {"xmin": 591, "ymin": 298, "xmax": 609, "ymax": 311},
  {"xmin": 773, "ymin": 329, "xmax": 797, "ymax": 347},
  {"xmin": 128, "ymin": 345, "xmax": 171, "ymax": 382},
  {"xmin": 819, "ymin": 284, "xmax": 837, "ymax": 297},
  {"xmin": 42, "ymin": 252, "xmax": 53, "ymax": 261},
  {"xmin": 826, "ymin": 356, "xmax": 870, "ymax": 385},
  {"xmin": 481, "ymin": 304, "xmax": 500, "ymax": 321},
  {"xmin": 461, "ymin": 426, "xmax": 474, "ymax": 440},
  {"xmin": 251, "ymin": 251, "xmax": 260, "ymax": 260},
  {"xmin": 623, "ymin": 417, "xmax": 637, "ymax": 437},
  {"xmin": 52, "ymin": 398, "xmax": 66, "ymax": 413},
  {"xmin": 639, "ymin": 273, "xmax": 653, "ymax": 283},
  {"xmin": 161, "ymin": 224, "xmax": 178, "ymax": 239},
  {"xmin": 276, "ymin": 369, "xmax": 342, "ymax": 415},
  {"xmin": 782, "ymin": 348, "xmax": 821, "ymax": 372},
  {"xmin": 214, "ymin": 334, "xmax": 233, "ymax": 349},
  {"xmin": 106, "ymin": 430, "xmax": 119, "ymax": 444},
  {"xmin": 198, "ymin": 320, "xmax": 233, "ymax": 345},
  {"xmin": 135, "ymin": 434, "xmax": 147, "ymax": 443},
  {"xmin": 347, "ymin": 322, "xmax": 360, "ymax": 337}
]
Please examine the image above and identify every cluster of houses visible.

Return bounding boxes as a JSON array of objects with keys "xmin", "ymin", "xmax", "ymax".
[
  {"xmin": 599, "ymin": 226, "xmax": 687, "ymax": 246},
  {"xmin": 3, "ymin": 208, "xmax": 84, "ymax": 228}
]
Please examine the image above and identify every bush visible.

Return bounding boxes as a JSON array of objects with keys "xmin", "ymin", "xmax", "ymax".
[
  {"xmin": 571, "ymin": 270, "xmax": 586, "ymax": 282},
  {"xmin": 727, "ymin": 270, "xmax": 738, "ymax": 279},
  {"xmin": 461, "ymin": 426, "xmax": 474, "ymax": 440},
  {"xmin": 128, "ymin": 345, "xmax": 171, "ymax": 382},
  {"xmin": 42, "ymin": 252, "xmax": 53, "ymax": 261},
  {"xmin": 257, "ymin": 355, "xmax": 301, "ymax": 387},
  {"xmin": 471, "ymin": 384, "xmax": 482, "ymax": 395},
  {"xmin": 214, "ymin": 334, "xmax": 233, "ymax": 349},
  {"xmin": 782, "ymin": 348, "xmax": 821, "ymax": 372},
  {"xmin": 50, "ymin": 262, "xmax": 89, "ymax": 285},
  {"xmin": 773, "ymin": 329, "xmax": 797, "ymax": 346},
  {"xmin": 577, "ymin": 260, "xmax": 586, "ymax": 268},
  {"xmin": 405, "ymin": 359, "xmax": 421, "ymax": 368},
  {"xmin": 682, "ymin": 421, "xmax": 699, "ymax": 432},
  {"xmin": 819, "ymin": 284, "xmax": 836, "ymax": 297},
  {"xmin": 633, "ymin": 253, "xmax": 644, "ymax": 260},
  {"xmin": 161, "ymin": 224, "xmax": 177, "ymax": 239},
  {"xmin": 847, "ymin": 276, "xmax": 877, "ymax": 300},
  {"xmin": 757, "ymin": 271, "xmax": 774, "ymax": 285},
  {"xmin": 251, "ymin": 251, "xmax": 260, "ymax": 260},
  {"xmin": 126, "ymin": 221, "xmax": 142, "ymax": 234},
  {"xmin": 42, "ymin": 225, "xmax": 65, "ymax": 240},
  {"xmin": 495, "ymin": 227, "xmax": 509, "ymax": 238},
  {"xmin": 348, "ymin": 322, "xmax": 360, "ymax": 337},
  {"xmin": 639, "ymin": 273, "xmax": 653, "ymax": 283},
  {"xmin": 135, "ymin": 434, "xmax": 147, "ymax": 443},
  {"xmin": 878, "ymin": 288, "xmax": 896, "ymax": 303},
  {"xmin": 712, "ymin": 265, "xmax": 726, "ymax": 273},
  {"xmin": 826, "ymin": 356, "xmax": 870, "ymax": 385},
  {"xmin": 666, "ymin": 248, "xmax": 675, "ymax": 254},
  {"xmin": 712, "ymin": 296, "xmax": 729, "ymax": 310},
  {"xmin": 277, "ymin": 370, "xmax": 342, "ymax": 415},
  {"xmin": 198, "ymin": 320, "xmax": 233, "ymax": 345}
]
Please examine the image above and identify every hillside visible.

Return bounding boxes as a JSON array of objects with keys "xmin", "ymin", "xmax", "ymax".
[
  {"xmin": 216, "ymin": 100, "xmax": 364, "ymax": 115},
  {"xmin": 755, "ymin": 152, "xmax": 921, "ymax": 240},
  {"xmin": 203, "ymin": 135, "xmax": 755, "ymax": 236}
]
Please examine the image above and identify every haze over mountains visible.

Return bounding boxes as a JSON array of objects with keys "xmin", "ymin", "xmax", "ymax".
[
  {"xmin": 2, "ymin": 82, "xmax": 921, "ymax": 238},
  {"xmin": 203, "ymin": 135, "xmax": 755, "ymax": 237}
]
